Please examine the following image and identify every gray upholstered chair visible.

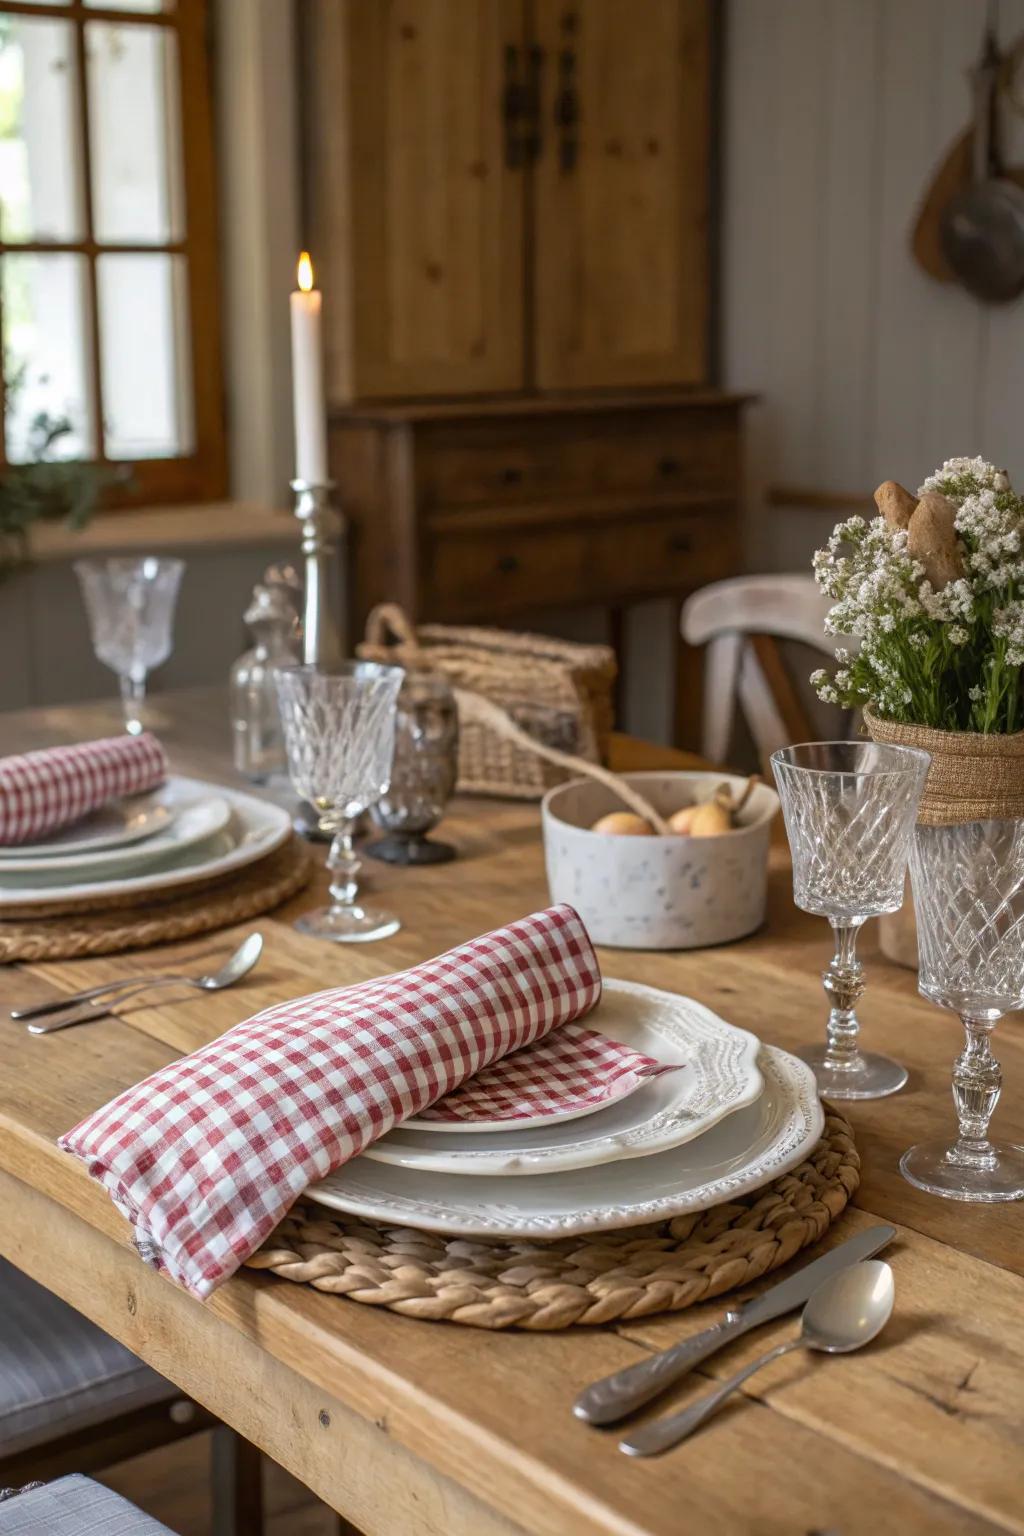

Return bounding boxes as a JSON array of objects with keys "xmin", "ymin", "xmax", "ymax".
[
  {"xmin": 0, "ymin": 1261, "xmax": 263, "ymax": 1534},
  {"xmin": 0, "ymin": 1474, "xmax": 178, "ymax": 1534}
]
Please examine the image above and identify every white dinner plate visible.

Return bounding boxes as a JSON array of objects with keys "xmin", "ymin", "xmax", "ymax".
[
  {"xmin": 0, "ymin": 795, "xmax": 229, "ymax": 877},
  {"xmin": 0, "ymin": 797, "xmax": 173, "ymax": 858},
  {"xmin": 307, "ymin": 1046, "xmax": 822, "ymax": 1238},
  {"xmin": 366, "ymin": 979, "xmax": 763, "ymax": 1174},
  {"xmin": 0, "ymin": 775, "xmax": 292, "ymax": 908}
]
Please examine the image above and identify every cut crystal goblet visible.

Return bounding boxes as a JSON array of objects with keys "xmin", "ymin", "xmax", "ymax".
[
  {"xmin": 75, "ymin": 556, "xmax": 184, "ymax": 735},
  {"xmin": 902, "ymin": 817, "xmax": 1024, "ymax": 1201},
  {"xmin": 771, "ymin": 741, "xmax": 930, "ymax": 1099},
  {"xmin": 275, "ymin": 662, "xmax": 403, "ymax": 943}
]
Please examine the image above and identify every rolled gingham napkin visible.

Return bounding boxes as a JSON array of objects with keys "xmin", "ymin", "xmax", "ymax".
[
  {"xmin": 418, "ymin": 1021, "xmax": 680, "ymax": 1125},
  {"xmin": 0, "ymin": 734, "xmax": 167, "ymax": 846},
  {"xmin": 60, "ymin": 904, "xmax": 602, "ymax": 1299}
]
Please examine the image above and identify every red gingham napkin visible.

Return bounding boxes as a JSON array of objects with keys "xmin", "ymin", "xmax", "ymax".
[
  {"xmin": 417, "ymin": 1022, "xmax": 679, "ymax": 1125},
  {"xmin": 59, "ymin": 904, "xmax": 601, "ymax": 1299},
  {"xmin": 0, "ymin": 734, "xmax": 167, "ymax": 846}
]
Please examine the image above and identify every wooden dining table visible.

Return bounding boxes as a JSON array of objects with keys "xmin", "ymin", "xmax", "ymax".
[{"xmin": 0, "ymin": 688, "xmax": 1021, "ymax": 1536}]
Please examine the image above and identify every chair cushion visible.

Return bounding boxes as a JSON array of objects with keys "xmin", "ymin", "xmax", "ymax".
[
  {"xmin": 0, "ymin": 1474, "xmax": 178, "ymax": 1534},
  {"xmin": 0, "ymin": 1261, "xmax": 175, "ymax": 1457}
]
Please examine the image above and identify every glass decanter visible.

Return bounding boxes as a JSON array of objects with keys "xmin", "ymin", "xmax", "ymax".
[{"xmin": 230, "ymin": 581, "xmax": 300, "ymax": 782}]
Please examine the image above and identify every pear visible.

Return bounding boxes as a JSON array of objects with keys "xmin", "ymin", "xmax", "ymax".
[
  {"xmin": 667, "ymin": 806, "xmax": 697, "ymax": 834},
  {"xmin": 591, "ymin": 812, "xmax": 653, "ymax": 836},
  {"xmin": 687, "ymin": 799, "xmax": 732, "ymax": 837}
]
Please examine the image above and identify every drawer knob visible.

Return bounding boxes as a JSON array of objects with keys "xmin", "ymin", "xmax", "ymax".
[
  {"xmin": 658, "ymin": 456, "xmax": 681, "ymax": 478},
  {"xmin": 499, "ymin": 466, "xmax": 523, "ymax": 486},
  {"xmin": 667, "ymin": 532, "xmax": 692, "ymax": 553},
  {"xmin": 496, "ymin": 553, "xmax": 520, "ymax": 574}
]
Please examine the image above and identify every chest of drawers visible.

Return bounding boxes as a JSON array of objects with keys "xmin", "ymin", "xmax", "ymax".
[{"xmin": 330, "ymin": 391, "xmax": 748, "ymax": 743}]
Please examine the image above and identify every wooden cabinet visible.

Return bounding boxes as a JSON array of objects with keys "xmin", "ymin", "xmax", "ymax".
[
  {"xmin": 306, "ymin": 0, "xmax": 711, "ymax": 401},
  {"xmin": 307, "ymin": 0, "xmax": 526, "ymax": 401},
  {"xmin": 532, "ymin": 0, "xmax": 710, "ymax": 389}
]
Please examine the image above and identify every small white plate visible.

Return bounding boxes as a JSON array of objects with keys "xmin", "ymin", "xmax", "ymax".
[
  {"xmin": 307, "ymin": 1046, "xmax": 822, "ymax": 1238},
  {"xmin": 368, "ymin": 979, "xmax": 763, "ymax": 1174},
  {"xmin": 0, "ymin": 776, "xmax": 292, "ymax": 908},
  {"xmin": 0, "ymin": 796, "xmax": 230, "ymax": 877},
  {"xmin": 0, "ymin": 797, "xmax": 173, "ymax": 859}
]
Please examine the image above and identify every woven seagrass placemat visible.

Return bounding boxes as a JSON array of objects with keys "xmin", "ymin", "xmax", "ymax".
[
  {"xmin": 247, "ymin": 1109, "xmax": 858, "ymax": 1330},
  {"xmin": 0, "ymin": 835, "xmax": 313, "ymax": 962}
]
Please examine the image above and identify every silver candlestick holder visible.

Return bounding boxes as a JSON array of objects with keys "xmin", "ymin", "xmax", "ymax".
[
  {"xmin": 292, "ymin": 478, "xmax": 343, "ymax": 667},
  {"xmin": 291, "ymin": 478, "xmax": 344, "ymax": 839}
]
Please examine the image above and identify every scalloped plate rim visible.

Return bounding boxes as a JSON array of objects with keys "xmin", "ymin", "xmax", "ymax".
[
  {"xmin": 365, "ymin": 978, "xmax": 764, "ymax": 1174},
  {"xmin": 306, "ymin": 1046, "xmax": 823, "ymax": 1237}
]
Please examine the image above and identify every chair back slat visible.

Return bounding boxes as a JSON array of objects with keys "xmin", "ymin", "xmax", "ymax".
[{"xmin": 682, "ymin": 575, "xmax": 835, "ymax": 765}]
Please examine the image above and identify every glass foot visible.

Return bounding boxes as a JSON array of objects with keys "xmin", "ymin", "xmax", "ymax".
[
  {"xmin": 900, "ymin": 1139, "xmax": 1024, "ymax": 1202},
  {"xmin": 294, "ymin": 904, "xmax": 401, "ymax": 944},
  {"xmin": 366, "ymin": 834, "xmax": 456, "ymax": 866},
  {"xmin": 798, "ymin": 1044, "xmax": 908, "ymax": 1100}
]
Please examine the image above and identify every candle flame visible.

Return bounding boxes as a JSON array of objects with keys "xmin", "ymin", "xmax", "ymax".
[{"xmin": 297, "ymin": 251, "xmax": 314, "ymax": 292}]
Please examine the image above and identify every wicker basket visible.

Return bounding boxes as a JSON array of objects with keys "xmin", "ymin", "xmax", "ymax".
[{"xmin": 359, "ymin": 605, "xmax": 616, "ymax": 800}]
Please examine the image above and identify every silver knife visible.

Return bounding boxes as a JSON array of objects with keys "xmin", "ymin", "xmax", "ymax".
[{"xmin": 572, "ymin": 1223, "xmax": 896, "ymax": 1426}]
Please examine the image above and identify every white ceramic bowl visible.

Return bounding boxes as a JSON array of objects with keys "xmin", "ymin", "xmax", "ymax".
[{"xmin": 541, "ymin": 771, "xmax": 779, "ymax": 950}]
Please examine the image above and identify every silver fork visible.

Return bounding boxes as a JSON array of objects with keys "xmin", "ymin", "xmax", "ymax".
[{"xmin": 12, "ymin": 932, "xmax": 264, "ymax": 1026}]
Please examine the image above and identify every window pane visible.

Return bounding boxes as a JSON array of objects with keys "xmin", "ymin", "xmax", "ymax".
[
  {"xmin": 87, "ymin": 21, "xmax": 184, "ymax": 243},
  {"xmin": 97, "ymin": 253, "xmax": 192, "ymax": 458},
  {"xmin": 3, "ymin": 253, "xmax": 94, "ymax": 462},
  {"xmin": 0, "ymin": 17, "xmax": 83, "ymax": 242}
]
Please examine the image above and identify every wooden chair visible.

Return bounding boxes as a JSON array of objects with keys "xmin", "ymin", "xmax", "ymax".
[
  {"xmin": 680, "ymin": 574, "xmax": 837, "ymax": 766},
  {"xmin": 0, "ymin": 1260, "xmax": 263, "ymax": 1535}
]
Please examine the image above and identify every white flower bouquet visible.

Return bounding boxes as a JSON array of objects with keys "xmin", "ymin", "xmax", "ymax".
[{"xmin": 811, "ymin": 457, "xmax": 1024, "ymax": 734}]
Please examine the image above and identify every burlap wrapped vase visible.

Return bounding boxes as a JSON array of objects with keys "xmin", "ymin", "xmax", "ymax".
[{"xmin": 864, "ymin": 709, "xmax": 1024, "ymax": 967}]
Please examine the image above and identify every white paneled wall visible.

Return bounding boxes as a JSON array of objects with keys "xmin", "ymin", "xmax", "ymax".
[{"xmin": 723, "ymin": 0, "xmax": 1024, "ymax": 573}]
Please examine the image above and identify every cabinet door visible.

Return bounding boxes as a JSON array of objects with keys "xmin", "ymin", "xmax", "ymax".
[
  {"xmin": 532, "ymin": 0, "xmax": 710, "ymax": 390},
  {"xmin": 310, "ymin": 0, "xmax": 527, "ymax": 401}
]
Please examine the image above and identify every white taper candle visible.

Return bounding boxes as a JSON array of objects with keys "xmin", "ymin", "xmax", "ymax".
[{"xmin": 290, "ymin": 251, "xmax": 328, "ymax": 484}]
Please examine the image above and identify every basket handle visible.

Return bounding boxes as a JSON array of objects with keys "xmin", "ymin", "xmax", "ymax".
[
  {"xmin": 454, "ymin": 688, "xmax": 671, "ymax": 834},
  {"xmin": 363, "ymin": 603, "xmax": 421, "ymax": 654}
]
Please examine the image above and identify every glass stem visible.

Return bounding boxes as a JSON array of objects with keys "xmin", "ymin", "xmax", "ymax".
[
  {"xmin": 120, "ymin": 674, "xmax": 146, "ymax": 736},
  {"xmin": 821, "ymin": 920, "xmax": 865, "ymax": 1072},
  {"xmin": 325, "ymin": 821, "xmax": 361, "ymax": 912},
  {"xmin": 948, "ymin": 1016, "xmax": 1002, "ymax": 1170}
]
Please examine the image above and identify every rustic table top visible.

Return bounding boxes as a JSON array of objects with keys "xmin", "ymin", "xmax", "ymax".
[{"xmin": 0, "ymin": 689, "xmax": 1021, "ymax": 1536}]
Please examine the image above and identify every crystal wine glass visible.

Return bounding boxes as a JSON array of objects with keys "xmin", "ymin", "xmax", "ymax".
[
  {"xmin": 771, "ymin": 741, "xmax": 930, "ymax": 1099},
  {"xmin": 275, "ymin": 662, "xmax": 404, "ymax": 943},
  {"xmin": 75, "ymin": 556, "xmax": 185, "ymax": 735},
  {"xmin": 902, "ymin": 818, "xmax": 1024, "ymax": 1201}
]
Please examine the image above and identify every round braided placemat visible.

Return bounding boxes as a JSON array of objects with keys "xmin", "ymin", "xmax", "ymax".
[
  {"xmin": 247, "ymin": 1109, "xmax": 859, "ymax": 1329},
  {"xmin": 0, "ymin": 835, "xmax": 313, "ymax": 962}
]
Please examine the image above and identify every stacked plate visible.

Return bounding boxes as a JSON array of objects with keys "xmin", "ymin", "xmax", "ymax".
[
  {"xmin": 0, "ymin": 775, "xmax": 293, "ymax": 910},
  {"xmin": 308, "ymin": 978, "xmax": 824, "ymax": 1238}
]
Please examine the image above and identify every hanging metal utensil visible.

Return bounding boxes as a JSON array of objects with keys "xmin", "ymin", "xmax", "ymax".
[{"xmin": 940, "ymin": 23, "xmax": 1024, "ymax": 302}]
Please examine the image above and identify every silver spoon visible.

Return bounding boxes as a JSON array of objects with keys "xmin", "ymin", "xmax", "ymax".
[
  {"xmin": 619, "ymin": 1259, "xmax": 895, "ymax": 1456},
  {"xmin": 21, "ymin": 933, "xmax": 265, "ymax": 1035}
]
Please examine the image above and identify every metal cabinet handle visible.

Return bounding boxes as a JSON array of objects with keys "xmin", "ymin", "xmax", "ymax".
[
  {"xmin": 496, "ymin": 553, "xmax": 521, "ymax": 574},
  {"xmin": 503, "ymin": 44, "xmax": 525, "ymax": 169},
  {"xmin": 555, "ymin": 12, "xmax": 579, "ymax": 174},
  {"xmin": 667, "ymin": 533, "xmax": 693, "ymax": 553},
  {"xmin": 657, "ymin": 456, "xmax": 681, "ymax": 478},
  {"xmin": 524, "ymin": 46, "xmax": 544, "ymax": 163},
  {"xmin": 555, "ymin": 47, "xmax": 579, "ymax": 173}
]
